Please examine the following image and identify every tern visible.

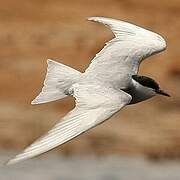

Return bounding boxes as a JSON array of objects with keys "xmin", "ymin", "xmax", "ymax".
[{"xmin": 7, "ymin": 17, "xmax": 170, "ymax": 165}]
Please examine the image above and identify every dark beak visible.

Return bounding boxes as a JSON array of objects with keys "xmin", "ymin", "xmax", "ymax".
[{"xmin": 156, "ymin": 89, "xmax": 171, "ymax": 97}]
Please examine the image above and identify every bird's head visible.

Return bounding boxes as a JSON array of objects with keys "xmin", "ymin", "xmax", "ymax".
[{"xmin": 132, "ymin": 75, "xmax": 170, "ymax": 97}]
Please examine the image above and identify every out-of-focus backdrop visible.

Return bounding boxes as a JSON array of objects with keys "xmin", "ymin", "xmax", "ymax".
[{"xmin": 0, "ymin": 0, "xmax": 180, "ymax": 179}]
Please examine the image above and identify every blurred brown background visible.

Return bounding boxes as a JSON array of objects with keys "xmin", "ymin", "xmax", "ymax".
[{"xmin": 0, "ymin": 0, "xmax": 180, "ymax": 160}]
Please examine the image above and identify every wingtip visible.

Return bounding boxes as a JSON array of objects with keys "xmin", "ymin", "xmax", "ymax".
[
  {"xmin": 87, "ymin": 16, "xmax": 114, "ymax": 22},
  {"xmin": 87, "ymin": 16, "xmax": 100, "ymax": 22},
  {"xmin": 31, "ymin": 97, "xmax": 49, "ymax": 105},
  {"xmin": 87, "ymin": 17, "xmax": 94, "ymax": 21},
  {"xmin": 5, "ymin": 152, "xmax": 29, "ymax": 166},
  {"xmin": 31, "ymin": 99, "xmax": 38, "ymax": 105},
  {"xmin": 5, "ymin": 158, "xmax": 17, "ymax": 166},
  {"xmin": 31, "ymin": 96, "xmax": 44, "ymax": 105}
]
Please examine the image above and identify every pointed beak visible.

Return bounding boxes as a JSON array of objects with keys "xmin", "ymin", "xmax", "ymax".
[{"xmin": 156, "ymin": 89, "xmax": 171, "ymax": 97}]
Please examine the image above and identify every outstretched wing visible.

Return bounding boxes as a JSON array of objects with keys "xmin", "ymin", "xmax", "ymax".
[
  {"xmin": 85, "ymin": 17, "xmax": 166, "ymax": 87},
  {"xmin": 6, "ymin": 83, "xmax": 131, "ymax": 165}
]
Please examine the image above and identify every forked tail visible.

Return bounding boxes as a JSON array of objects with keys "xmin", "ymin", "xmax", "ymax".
[{"xmin": 31, "ymin": 59, "xmax": 81, "ymax": 104}]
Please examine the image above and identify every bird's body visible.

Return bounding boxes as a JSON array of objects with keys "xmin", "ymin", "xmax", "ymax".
[
  {"xmin": 66, "ymin": 74, "xmax": 155, "ymax": 105},
  {"xmin": 7, "ymin": 17, "xmax": 170, "ymax": 165}
]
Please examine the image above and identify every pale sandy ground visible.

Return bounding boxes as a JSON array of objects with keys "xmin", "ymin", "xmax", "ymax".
[{"xmin": 1, "ymin": 152, "xmax": 180, "ymax": 180}]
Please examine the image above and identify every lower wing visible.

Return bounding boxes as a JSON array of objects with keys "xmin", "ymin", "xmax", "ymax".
[{"xmin": 6, "ymin": 83, "xmax": 132, "ymax": 165}]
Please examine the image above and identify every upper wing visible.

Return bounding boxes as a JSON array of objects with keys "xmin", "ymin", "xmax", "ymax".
[
  {"xmin": 85, "ymin": 17, "xmax": 166, "ymax": 84},
  {"xmin": 6, "ymin": 83, "xmax": 131, "ymax": 165}
]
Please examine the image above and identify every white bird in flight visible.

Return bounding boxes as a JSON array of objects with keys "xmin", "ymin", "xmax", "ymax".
[{"xmin": 7, "ymin": 17, "xmax": 170, "ymax": 165}]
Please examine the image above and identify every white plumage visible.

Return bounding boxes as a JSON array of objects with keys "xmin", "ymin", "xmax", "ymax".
[
  {"xmin": 6, "ymin": 17, "xmax": 167, "ymax": 165},
  {"xmin": 31, "ymin": 59, "xmax": 81, "ymax": 104}
]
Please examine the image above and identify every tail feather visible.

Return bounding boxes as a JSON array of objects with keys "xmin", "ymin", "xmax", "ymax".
[{"xmin": 31, "ymin": 59, "xmax": 81, "ymax": 104}]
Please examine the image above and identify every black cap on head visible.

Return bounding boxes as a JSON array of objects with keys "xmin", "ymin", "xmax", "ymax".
[
  {"xmin": 132, "ymin": 75, "xmax": 170, "ymax": 97},
  {"xmin": 132, "ymin": 75, "xmax": 159, "ymax": 90}
]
